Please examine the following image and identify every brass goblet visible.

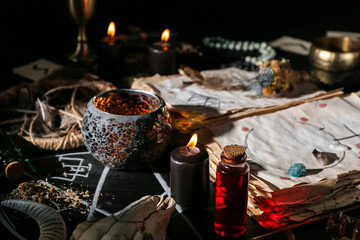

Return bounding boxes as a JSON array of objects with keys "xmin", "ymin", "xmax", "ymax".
[{"xmin": 68, "ymin": 0, "xmax": 96, "ymax": 63}]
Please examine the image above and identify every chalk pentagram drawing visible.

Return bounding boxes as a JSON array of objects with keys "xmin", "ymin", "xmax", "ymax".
[{"xmin": 188, "ymin": 93, "xmax": 220, "ymax": 108}]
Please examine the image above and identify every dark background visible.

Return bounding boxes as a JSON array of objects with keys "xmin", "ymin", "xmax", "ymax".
[{"xmin": 1, "ymin": 0, "xmax": 360, "ymax": 90}]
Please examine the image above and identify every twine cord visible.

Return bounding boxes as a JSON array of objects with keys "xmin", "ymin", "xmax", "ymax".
[{"xmin": 0, "ymin": 80, "xmax": 115, "ymax": 151}]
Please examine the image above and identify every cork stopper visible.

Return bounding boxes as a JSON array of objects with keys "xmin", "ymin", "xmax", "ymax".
[
  {"xmin": 222, "ymin": 145, "xmax": 246, "ymax": 164},
  {"xmin": 5, "ymin": 161, "xmax": 24, "ymax": 180}
]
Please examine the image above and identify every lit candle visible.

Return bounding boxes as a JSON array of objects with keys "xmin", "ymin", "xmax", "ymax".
[
  {"xmin": 102, "ymin": 21, "xmax": 119, "ymax": 46},
  {"xmin": 149, "ymin": 29, "xmax": 176, "ymax": 75},
  {"xmin": 98, "ymin": 21, "xmax": 124, "ymax": 82},
  {"xmin": 170, "ymin": 133, "xmax": 209, "ymax": 207}
]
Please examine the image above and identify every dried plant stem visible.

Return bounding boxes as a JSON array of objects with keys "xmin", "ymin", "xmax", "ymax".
[
  {"xmin": 28, "ymin": 112, "xmax": 39, "ymax": 144},
  {"xmin": 0, "ymin": 118, "xmax": 25, "ymax": 126},
  {"xmin": 0, "ymin": 108, "xmax": 37, "ymax": 114},
  {"xmin": 70, "ymin": 86, "xmax": 83, "ymax": 126},
  {"xmin": 19, "ymin": 113, "xmax": 30, "ymax": 136},
  {"xmin": 15, "ymin": 80, "xmax": 116, "ymax": 151},
  {"xmin": 44, "ymin": 84, "xmax": 82, "ymax": 96},
  {"xmin": 47, "ymin": 105, "xmax": 82, "ymax": 121},
  {"xmin": 55, "ymin": 122, "xmax": 79, "ymax": 151}
]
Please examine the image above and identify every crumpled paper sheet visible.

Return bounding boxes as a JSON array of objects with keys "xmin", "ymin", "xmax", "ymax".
[
  {"xmin": 149, "ymin": 68, "xmax": 326, "ymax": 114},
  {"xmin": 131, "ymin": 68, "xmax": 343, "ymax": 133},
  {"xmin": 248, "ymin": 172, "xmax": 360, "ymax": 229},
  {"xmin": 208, "ymin": 93, "xmax": 360, "ymax": 189}
]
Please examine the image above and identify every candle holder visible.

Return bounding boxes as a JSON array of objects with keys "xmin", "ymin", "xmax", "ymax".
[{"xmin": 81, "ymin": 89, "xmax": 172, "ymax": 170}]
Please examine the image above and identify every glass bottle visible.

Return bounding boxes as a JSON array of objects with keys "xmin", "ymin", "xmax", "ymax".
[{"xmin": 214, "ymin": 144, "xmax": 249, "ymax": 237}]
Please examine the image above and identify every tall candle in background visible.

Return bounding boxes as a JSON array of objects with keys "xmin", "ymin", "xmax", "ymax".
[
  {"xmin": 149, "ymin": 29, "xmax": 176, "ymax": 75},
  {"xmin": 170, "ymin": 133, "xmax": 209, "ymax": 207},
  {"xmin": 98, "ymin": 21, "xmax": 125, "ymax": 84}
]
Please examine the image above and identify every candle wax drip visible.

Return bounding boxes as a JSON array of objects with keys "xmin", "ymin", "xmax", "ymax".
[
  {"xmin": 152, "ymin": 41, "xmax": 172, "ymax": 51},
  {"xmin": 179, "ymin": 146, "xmax": 200, "ymax": 157},
  {"xmin": 102, "ymin": 36, "xmax": 120, "ymax": 46},
  {"xmin": 162, "ymin": 42, "xmax": 169, "ymax": 51},
  {"xmin": 108, "ymin": 38, "xmax": 115, "ymax": 46}
]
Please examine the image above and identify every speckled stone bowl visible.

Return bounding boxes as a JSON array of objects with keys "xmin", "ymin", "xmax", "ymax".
[{"xmin": 81, "ymin": 89, "xmax": 172, "ymax": 170}]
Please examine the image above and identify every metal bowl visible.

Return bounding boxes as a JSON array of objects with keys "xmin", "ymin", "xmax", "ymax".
[
  {"xmin": 309, "ymin": 36, "xmax": 360, "ymax": 71},
  {"xmin": 81, "ymin": 89, "xmax": 172, "ymax": 170}
]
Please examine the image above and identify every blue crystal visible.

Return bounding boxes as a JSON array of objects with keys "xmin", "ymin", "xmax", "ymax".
[{"xmin": 288, "ymin": 163, "xmax": 306, "ymax": 177}]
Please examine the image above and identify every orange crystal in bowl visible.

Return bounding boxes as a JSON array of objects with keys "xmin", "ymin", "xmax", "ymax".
[{"xmin": 81, "ymin": 89, "xmax": 172, "ymax": 170}]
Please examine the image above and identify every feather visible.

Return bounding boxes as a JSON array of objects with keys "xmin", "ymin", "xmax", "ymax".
[{"xmin": 33, "ymin": 99, "xmax": 59, "ymax": 137}]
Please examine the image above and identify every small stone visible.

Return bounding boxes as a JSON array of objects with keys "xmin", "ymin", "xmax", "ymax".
[
  {"xmin": 202, "ymin": 37, "xmax": 210, "ymax": 45},
  {"xmin": 313, "ymin": 149, "xmax": 328, "ymax": 166},
  {"xmin": 235, "ymin": 42, "xmax": 242, "ymax": 51},
  {"xmin": 260, "ymin": 42, "xmax": 267, "ymax": 49},
  {"xmin": 312, "ymin": 149, "xmax": 339, "ymax": 166},
  {"xmin": 243, "ymin": 41, "xmax": 249, "ymax": 51},
  {"xmin": 268, "ymin": 48, "xmax": 276, "ymax": 59},
  {"xmin": 228, "ymin": 41, "xmax": 235, "ymax": 50},
  {"xmin": 222, "ymin": 42, "xmax": 229, "ymax": 49},
  {"xmin": 288, "ymin": 163, "xmax": 306, "ymax": 177}
]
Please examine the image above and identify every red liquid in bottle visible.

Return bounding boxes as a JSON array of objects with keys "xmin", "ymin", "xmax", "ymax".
[{"xmin": 215, "ymin": 161, "xmax": 249, "ymax": 237}]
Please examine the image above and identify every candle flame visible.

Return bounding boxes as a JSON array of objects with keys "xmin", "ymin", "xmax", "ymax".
[
  {"xmin": 107, "ymin": 21, "xmax": 116, "ymax": 38},
  {"xmin": 186, "ymin": 133, "xmax": 198, "ymax": 148},
  {"xmin": 161, "ymin": 29, "xmax": 170, "ymax": 42}
]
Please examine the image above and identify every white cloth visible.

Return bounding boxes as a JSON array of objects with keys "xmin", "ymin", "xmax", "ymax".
[{"xmin": 208, "ymin": 93, "xmax": 360, "ymax": 189}]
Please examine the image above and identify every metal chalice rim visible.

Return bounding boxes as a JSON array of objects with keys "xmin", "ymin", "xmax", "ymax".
[{"xmin": 88, "ymin": 88, "xmax": 166, "ymax": 118}]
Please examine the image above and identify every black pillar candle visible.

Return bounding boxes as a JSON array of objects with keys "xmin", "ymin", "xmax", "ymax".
[
  {"xmin": 170, "ymin": 134, "xmax": 209, "ymax": 207},
  {"xmin": 97, "ymin": 21, "xmax": 125, "ymax": 84},
  {"xmin": 149, "ymin": 29, "xmax": 176, "ymax": 75}
]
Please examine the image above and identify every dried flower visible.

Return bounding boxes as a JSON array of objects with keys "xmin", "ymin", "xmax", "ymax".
[
  {"xmin": 2, "ymin": 180, "xmax": 91, "ymax": 214},
  {"xmin": 250, "ymin": 68, "xmax": 276, "ymax": 95},
  {"xmin": 249, "ymin": 59, "xmax": 293, "ymax": 97}
]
